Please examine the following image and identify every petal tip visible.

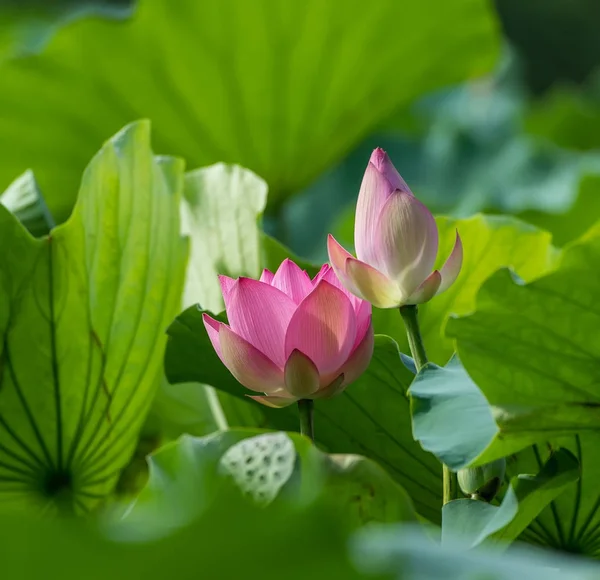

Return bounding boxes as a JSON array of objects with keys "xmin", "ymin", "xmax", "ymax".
[
  {"xmin": 369, "ymin": 147, "xmax": 388, "ymax": 170},
  {"xmin": 437, "ymin": 230, "xmax": 463, "ymax": 295},
  {"xmin": 202, "ymin": 312, "xmax": 221, "ymax": 329}
]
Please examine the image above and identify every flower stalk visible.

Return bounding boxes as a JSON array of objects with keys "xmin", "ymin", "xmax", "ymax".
[
  {"xmin": 399, "ymin": 305, "xmax": 457, "ymax": 505},
  {"xmin": 399, "ymin": 305, "xmax": 428, "ymax": 371},
  {"xmin": 297, "ymin": 399, "xmax": 315, "ymax": 442}
]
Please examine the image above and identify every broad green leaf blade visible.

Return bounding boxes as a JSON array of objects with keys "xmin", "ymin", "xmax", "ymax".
[
  {"xmin": 182, "ymin": 163, "xmax": 268, "ymax": 313},
  {"xmin": 441, "ymin": 449, "xmax": 579, "ymax": 548},
  {"xmin": 412, "ymin": 360, "xmax": 580, "ymax": 549},
  {"xmin": 410, "ymin": 358, "xmax": 498, "ymax": 470},
  {"xmin": 0, "ymin": 121, "xmax": 187, "ymax": 513},
  {"xmin": 165, "ymin": 313, "xmax": 443, "ymax": 523},
  {"xmin": 447, "ymin": 230, "xmax": 600, "ymax": 462},
  {"xmin": 0, "ymin": 0, "xmax": 499, "ymax": 220},
  {"xmin": 0, "ymin": 170, "xmax": 55, "ymax": 236},
  {"xmin": 445, "ymin": 230, "xmax": 600, "ymax": 555},
  {"xmin": 408, "ymin": 350, "xmax": 600, "ymax": 555},
  {"xmin": 122, "ymin": 429, "xmax": 417, "ymax": 541},
  {"xmin": 366, "ymin": 215, "xmax": 557, "ymax": 364}
]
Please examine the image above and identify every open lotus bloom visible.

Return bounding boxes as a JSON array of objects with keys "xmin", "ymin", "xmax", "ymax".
[
  {"xmin": 327, "ymin": 148, "xmax": 463, "ymax": 308},
  {"xmin": 203, "ymin": 259, "xmax": 374, "ymax": 408}
]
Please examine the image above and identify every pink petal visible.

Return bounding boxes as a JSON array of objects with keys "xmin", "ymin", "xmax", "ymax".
[
  {"xmin": 226, "ymin": 277, "xmax": 296, "ymax": 367},
  {"xmin": 326, "ymin": 235, "xmax": 361, "ymax": 297},
  {"xmin": 369, "ymin": 148, "xmax": 411, "ymax": 194},
  {"xmin": 284, "ymin": 280, "xmax": 356, "ymax": 376},
  {"xmin": 437, "ymin": 230, "xmax": 463, "ymax": 295},
  {"xmin": 248, "ymin": 394, "xmax": 298, "ymax": 408},
  {"xmin": 345, "ymin": 258, "xmax": 403, "ymax": 309},
  {"xmin": 354, "ymin": 162, "xmax": 397, "ymax": 265},
  {"xmin": 353, "ymin": 299, "xmax": 372, "ymax": 346},
  {"xmin": 312, "ymin": 374, "xmax": 346, "ymax": 400},
  {"xmin": 318, "ymin": 251, "xmax": 372, "ymax": 341},
  {"xmin": 311, "ymin": 263, "xmax": 331, "ymax": 286},
  {"xmin": 218, "ymin": 275, "xmax": 236, "ymax": 308},
  {"xmin": 374, "ymin": 191, "xmax": 438, "ymax": 296},
  {"xmin": 314, "ymin": 258, "xmax": 356, "ymax": 306},
  {"xmin": 284, "ymin": 349, "xmax": 320, "ymax": 397},
  {"xmin": 337, "ymin": 322, "xmax": 375, "ymax": 386},
  {"xmin": 202, "ymin": 313, "xmax": 225, "ymax": 361},
  {"xmin": 405, "ymin": 270, "xmax": 442, "ymax": 305},
  {"xmin": 219, "ymin": 325, "xmax": 284, "ymax": 393},
  {"xmin": 259, "ymin": 269, "xmax": 275, "ymax": 284},
  {"xmin": 271, "ymin": 258, "xmax": 313, "ymax": 304}
]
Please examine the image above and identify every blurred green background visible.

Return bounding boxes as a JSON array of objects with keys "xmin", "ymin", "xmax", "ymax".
[
  {"xmin": 3, "ymin": 2, "xmax": 600, "ymax": 577},
  {"xmin": 2, "ymin": 0, "xmax": 600, "ymax": 262}
]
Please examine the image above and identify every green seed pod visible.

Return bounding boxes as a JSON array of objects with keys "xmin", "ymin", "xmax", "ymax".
[{"xmin": 457, "ymin": 458, "xmax": 506, "ymax": 502}]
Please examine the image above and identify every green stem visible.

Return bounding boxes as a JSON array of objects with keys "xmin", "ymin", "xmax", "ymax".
[
  {"xmin": 399, "ymin": 305, "xmax": 455, "ymax": 505},
  {"xmin": 443, "ymin": 467, "xmax": 458, "ymax": 505},
  {"xmin": 399, "ymin": 305, "xmax": 428, "ymax": 371},
  {"xmin": 297, "ymin": 399, "xmax": 314, "ymax": 442}
]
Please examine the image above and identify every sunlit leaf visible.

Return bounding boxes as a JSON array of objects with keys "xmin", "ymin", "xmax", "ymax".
[
  {"xmin": 0, "ymin": 121, "xmax": 188, "ymax": 513},
  {"xmin": 0, "ymin": 0, "xmax": 499, "ymax": 221},
  {"xmin": 0, "ymin": 170, "xmax": 54, "ymax": 237},
  {"xmin": 181, "ymin": 163, "xmax": 268, "ymax": 313},
  {"xmin": 447, "ymin": 230, "xmax": 600, "ymax": 460},
  {"xmin": 442, "ymin": 228, "xmax": 600, "ymax": 555}
]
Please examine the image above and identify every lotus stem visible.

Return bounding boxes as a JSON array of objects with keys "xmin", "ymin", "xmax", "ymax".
[
  {"xmin": 399, "ymin": 305, "xmax": 456, "ymax": 505},
  {"xmin": 297, "ymin": 399, "xmax": 314, "ymax": 442}
]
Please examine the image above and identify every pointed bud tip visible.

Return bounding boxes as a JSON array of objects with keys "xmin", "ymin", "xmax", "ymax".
[
  {"xmin": 368, "ymin": 148, "xmax": 411, "ymax": 194},
  {"xmin": 370, "ymin": 148, "xmax": 388, "ymax": 171}
]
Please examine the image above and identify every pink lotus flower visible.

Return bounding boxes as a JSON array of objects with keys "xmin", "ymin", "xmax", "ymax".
[
  {"xmin": 327, "ymin": 148, "xmax": 463, "ymax": 308},
  {"xmin": 203, "ymin": 259, "xmax": 374, "ymax": 408}
]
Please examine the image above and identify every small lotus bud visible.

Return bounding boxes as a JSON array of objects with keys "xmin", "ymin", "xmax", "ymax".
[
  {"xmin": 457, "ymin": 458, "xmax": 506, "ymax": 502},
  {"xmin": 327, "ymin": 148, "xmax": 463, "ymax": 309}
]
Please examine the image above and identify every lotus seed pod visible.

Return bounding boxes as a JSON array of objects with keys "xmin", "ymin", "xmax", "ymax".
[{"xmin": 457, "ymin": 458, "xmax": 506, "ymax": 502}]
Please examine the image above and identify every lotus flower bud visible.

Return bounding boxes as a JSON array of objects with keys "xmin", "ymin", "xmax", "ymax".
[
  {"xmin": 457, "ymin": 458, "xmax": 506, "ymax": 502},
  {"xmin": 327, "ymin": 148, "xmax": 463, "ymax": 308},
  {"xmin": 203, "ymin": 259, "xmax": 374, "ymax": 408}
]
